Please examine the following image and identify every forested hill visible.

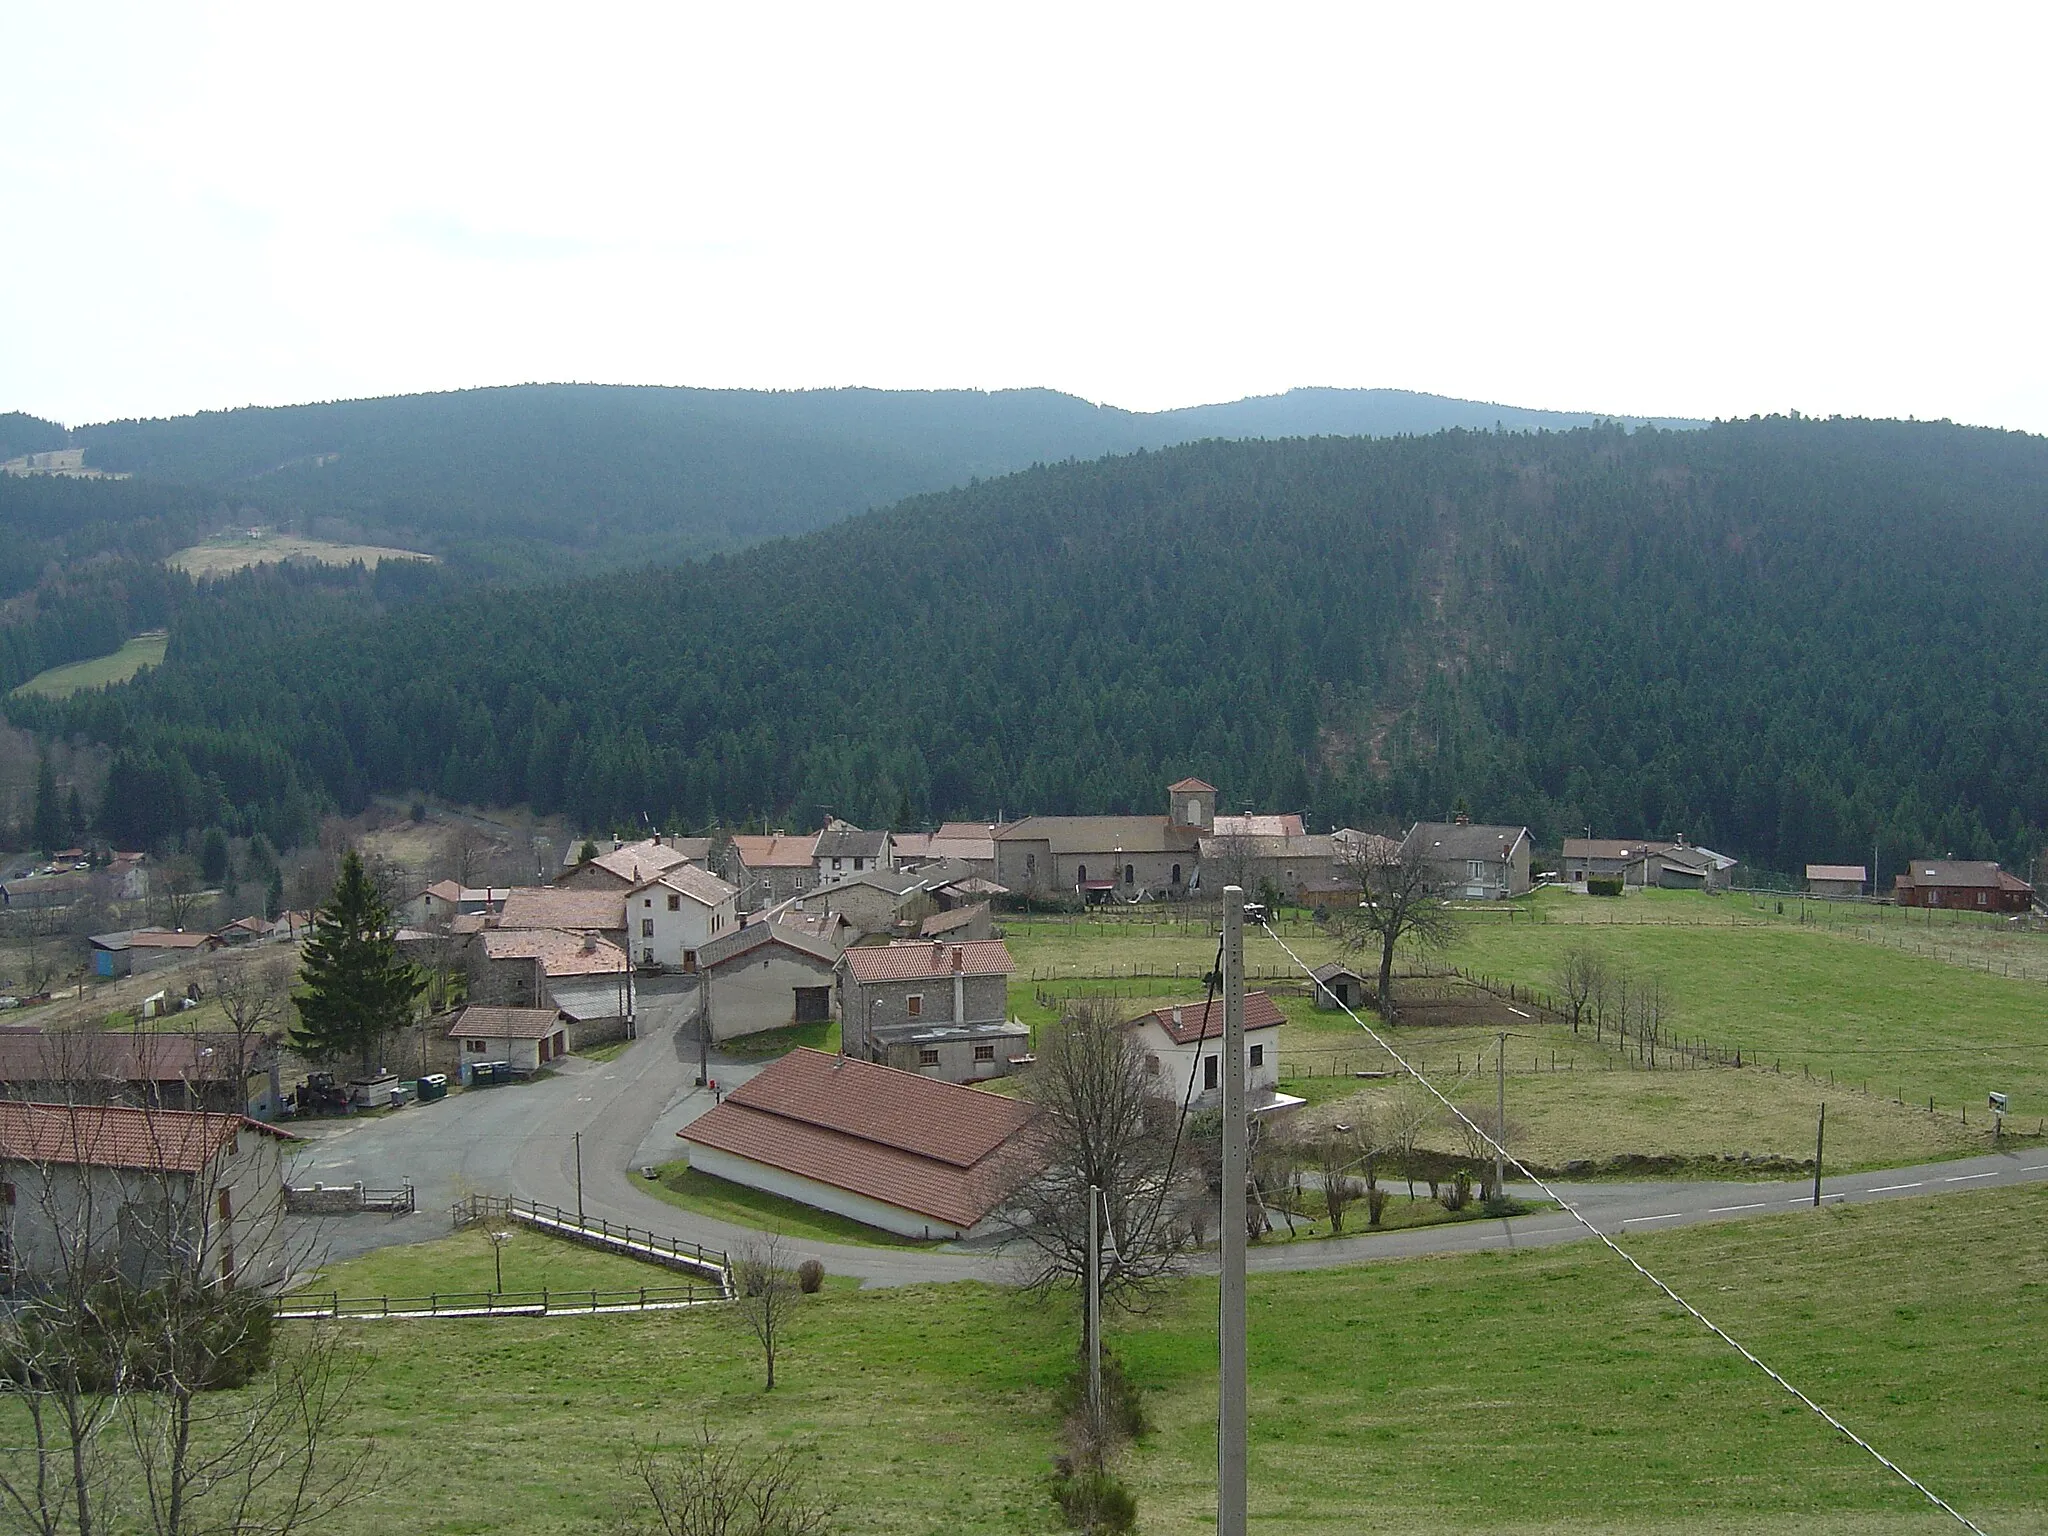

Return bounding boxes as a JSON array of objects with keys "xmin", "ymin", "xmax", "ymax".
[
  {"xmin": 20, "ymin": 417, "xmax": 2048, "ymax": 880},
  {"xmin": 42, "ymin": 385, "xmax": 1699, "ymax": 578}
]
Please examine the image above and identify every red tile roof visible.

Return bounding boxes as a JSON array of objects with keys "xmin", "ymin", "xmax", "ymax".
[
  {"xmin": 497, "ymin": 888, "xmax": 626, "ymax": 931},
  {"xmin": 1168, "ymin": 777, "xmax": 1217, "ymax": 793},
  {"xmin": 448, "ymin": 1007, "xmax": 567, "ymax": 1042},
  {"xmin": 729, "ymin": 834, "xmax": 819, "ymax": 869},
  {"xmin": 1130, "ymin": 991, "xmax": 1286, "ymax": 1045},
  {"xmin": 678, "ymin": 1048, "xmax": 1041, "ymax": 1228},
  {"xmin": 840, "ymin": 939, "xmax": 1015, "ymax": 983},
  {"xmin": 0, "ymin": 1102, "xmax": 294, "ymax": 1173},
  {"xmin": 479, "ymin": 928, "xmax": 627, "ymax": 976}
]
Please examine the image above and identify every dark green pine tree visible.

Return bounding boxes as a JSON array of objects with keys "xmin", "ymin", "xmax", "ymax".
[
  {"xmin": 64, "ymin": 785, "xmax": 86, "ymax": 845},
  {"xmin": 31, "ymin": 758, "xmax": 62, "ymax": 857},
  {"xmin": 292, "ymin": 851, "xmax": 423, "ymax": 1076}
]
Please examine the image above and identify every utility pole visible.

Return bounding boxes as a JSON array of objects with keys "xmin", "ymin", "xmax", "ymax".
[
  {"xmin": 1219, "ymin": 885, "xmax": 1248, "ymax": 1536},
  {"xmin": 1086, "ymin": 1183, "xmax": 1102, "ymax": 1441},
  {"xmin": 697, "ymin": 971, "xmax": 712, "ymax": 1088},
  {"xmin": 1495, "ymin": 1031, "xmax": 1507, "ymax": 1201},
  {"xmin": 574, "ymin": 1131, "xmax": 584, "ymax": 1224},
  {"xmin": 1812, "ymin": 1102, "xmax": 1826, "ymax": 1207}
]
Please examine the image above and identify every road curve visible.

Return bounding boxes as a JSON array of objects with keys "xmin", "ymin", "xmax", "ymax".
[{"xmin": 287, "ymin": 1007, "xmax": 2048, "ymax": 1287}]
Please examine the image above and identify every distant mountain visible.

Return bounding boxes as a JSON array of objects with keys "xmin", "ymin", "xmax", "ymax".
[
  {"xmin": 26, "ymin": 415, "xmax": 2048, "ymax": 882},
  {"xmin": 1140, "ymin": 387, "xmax": 1700, "ymax": 441},
  {"xmin": 33, "ymin": 384, "xmax": 1700, "ymax": 577}
]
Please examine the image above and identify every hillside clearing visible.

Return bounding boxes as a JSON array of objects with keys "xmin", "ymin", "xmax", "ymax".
[
  {"xmin": 167, "ymin": 532, "xmax": 435, "ymax": 576},
  {"xmin": 10, "ymin": 630, "xmax": 167, "ymax": 696}
]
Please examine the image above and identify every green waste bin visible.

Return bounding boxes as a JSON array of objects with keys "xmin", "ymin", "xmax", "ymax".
[{"xmin": 417, "ymin": 1073, "xmax": 448, "ymax": 1103}]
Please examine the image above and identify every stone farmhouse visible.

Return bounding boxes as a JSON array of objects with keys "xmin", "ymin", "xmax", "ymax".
[
  {"xmin": 1402, "ymin": 819, "xmax": 1533, "ymax": 900},
  {"xmin": 837, "ymin": 938, "xmax": 1026, "ymax": 1084},
  {"xmin": 695, "ymin": 921, "xmax": 840, "ymax": 1041}
]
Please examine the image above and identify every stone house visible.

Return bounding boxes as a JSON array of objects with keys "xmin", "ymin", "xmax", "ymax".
[
  {"xmin": 695, "ymin": 922, "xmax": 839, "ymax": 1041},
  {"xmin": 717, "ymin": 832, "xmax": 820, "ymax": 913},
  {"xmin": 814, "ymin": 822, "xmax": 893, "ymax": 887},
  {"xmin": 836, "ymin": 939, "xmax": 1026, "ymax": 1084},
  {"xmin": 556, "ymin": 837, "xmax": 709, "ymax": 891},
  {"xmin": 1401, "ymin": 820, "xmax": 1533, "ymax": 900},
  {"xmin": 820, "ymin": 869, "xmax": 939, "ymax": 939}
]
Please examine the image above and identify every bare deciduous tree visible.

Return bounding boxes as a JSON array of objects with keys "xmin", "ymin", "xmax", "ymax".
[
  {"xmin": 1013, "ymin": 998, "xmax": 1198, "ymax": 1306},
  {"xmin": 1202, "ymin": 831, "xmax": 1261, "ymax": 897},
  {"xmin": 154, "ymin": 856, "xmax": 208, "ymax": 934},
  {"xmin": 614, "ymin": 1426, "xmax": 835, "ymax": 1536},
  {"xmin": 0, "ymin": 1105, "xmax": 373, "ymax": 1535},
  {"xmin": 1553, "ymin": 945, "xmax": 1606, "ymax": 1035},
  {"xmin": 730, "ymin": 1237, "xmax": 802, "ymax": 1391},
  {"xmin": 1330, "ymin": 841, "xmax": 1458, "ymax": 1021}
]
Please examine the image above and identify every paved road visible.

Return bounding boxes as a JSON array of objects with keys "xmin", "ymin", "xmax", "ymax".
[{"xmin": 288, "ymin": 1000, "xmax": 2048, "ymax": 1285}]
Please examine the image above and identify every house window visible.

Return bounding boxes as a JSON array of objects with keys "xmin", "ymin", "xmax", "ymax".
[
  {"xmin": 218, "ymin": 1189, "xmax": 233, "ymax": 1220},
  {"xmin": 918, "ymin": 1048, "xmax": 940, "ymax": 1067},
  {"xmin": 1171, "ymin": 863, "xmax": 1182, "ymax": 886},
  {"xmin": 1026, "ymin": 853, "xmax": 1036, "ymax": 876},
  {"xmin": 1124, "ymin": 864, "xmax": 1134, "ymax": 886},
  {"xmin": 1076, "ymin": 864, "xmax": 1087, "ymax": 885},
  {"xmin": 642, "ymin": 918, "xmax": 655, "ymax": 937},
  {"xmin": 1249, "ymin": 1043, "xmax": 1264, "ymax": 1068},
  {"xmin": 644, "ymin": 897, "xmax": 652, "ymax": 908},
  {"xmin": 465, "ymin": 1039, "xmax": 487, "ymax": 1052},
  {"xmin": 1145, "ymin": 1053, "xmax": 1160, "ymax": 1075},
  {"xmin": 906, "ymin": 994, "xmax": 923, "ymax": 1017},
  {"xmin": 1186, "ymin": 798, "xmax": 1200, "ymax": 824},
  {"xmin": 682, "ymin": 949, "xmax": 697, "ymax": 972},
  {"xmin": 668, "ymin": 894, "xmax": 680, "ymax": 911},
  {"xmin": 854, "ymin": 857, "xmax": 864, "ymax": 871},
  {"xmin": 833, "ymin": 858, "xmax": 843, "ymax": 871},
  {"xmin": 1468, "ymin": 860, "xmax": 1485, "ymax": 881},
  {"xmin": 1978, "ymin": 892, "xmax": 1987, "ymax": 906},
  {"xmin": 0, "ymin": 1182, "xmax": 12, "ymax": 1205},
  {"xmin": 1204, "ymin": 1056, "xmax": 1219, "ymax": 1091},
  {"xmin": 973, "ymin": 1044, "xmax": 995, "ymax": 1062},
  {"xmin": 643, "ymin": 949, "xmax": 655, "ymax": 966}
]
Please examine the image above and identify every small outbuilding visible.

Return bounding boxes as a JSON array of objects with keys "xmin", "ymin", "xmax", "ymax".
[
  {"xmin": 676, "ymin": 1047, "xmax": 1043, "ymax": 1239},
  {"xmin": 1308, "ymin": 961, "xmax": 1372, "ymax": 1013},
  {"xmin": 446, "ymin": 1006, "xmax": 571, "ymax": 1073},
  {"xmin": 695, "ymin": 921, "xmax": 840, "ymax": 1041},
  {"xmin": 1805, "ymin": 864, "xmax": 1867, "ymax": 898}
]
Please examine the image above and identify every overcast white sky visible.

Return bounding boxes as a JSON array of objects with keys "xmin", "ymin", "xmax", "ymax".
[{"xmin": 5, "ymin": 3, "xmax": 2044, "ymax": 430}]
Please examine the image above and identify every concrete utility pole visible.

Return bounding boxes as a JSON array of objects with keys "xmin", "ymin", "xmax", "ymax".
[
  {"xmin": 1086, "ymin": 1183, "xmax": 1103, "ymax": 1439},
  {"xmin": 1812, "ymin": 1102, "xmax": 1826, "ymax": 1207},
  {"xmin": 1495, "ymin": 1031, "xmax": 1507, "ymax": 1200},
  {"xmin": 1219, "ymin": 886, "xmax": 1248, "ymax": 1536},
  {"xmin": 574, "ymin": 1131, "xmax": 584, "ymax": 1224}
]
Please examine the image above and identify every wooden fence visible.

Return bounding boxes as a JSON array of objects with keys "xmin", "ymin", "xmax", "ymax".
[{"xmin": 277, "ymin": 1283, "xmax": 723, "ymax": 1322}]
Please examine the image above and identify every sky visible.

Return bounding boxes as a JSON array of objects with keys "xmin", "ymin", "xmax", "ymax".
[{"xmin": 4, "ymin": 2, "xmax": 2045, "ymax": 431}]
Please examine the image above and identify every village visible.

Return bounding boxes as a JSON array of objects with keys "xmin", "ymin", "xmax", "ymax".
[{"xmin": 0, "ymin": 765, "xmax": 2035, "ymax": 1289}]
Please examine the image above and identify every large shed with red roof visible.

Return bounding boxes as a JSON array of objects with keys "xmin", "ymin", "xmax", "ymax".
[{"xmin": 676, "ymin": 1048, "xmax": 1044, "ymax": 1239}]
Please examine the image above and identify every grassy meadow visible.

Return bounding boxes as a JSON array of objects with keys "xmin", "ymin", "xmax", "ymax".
[
  {"xmin": 997, "ymin": 893, "xmax": 2045, "ymax": 1171},
  {"xmin": 11, "ymin": 630, "xmax": 167, "ymax": 697},
  {"xmin": 271, "ymin": 1183, "xmax": 2045, "ymax": 1534}
]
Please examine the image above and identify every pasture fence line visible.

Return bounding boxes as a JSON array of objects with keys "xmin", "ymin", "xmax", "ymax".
[{"xmin": 277, "ymin": 1283, "xmax": 723, "ymax": 1322}]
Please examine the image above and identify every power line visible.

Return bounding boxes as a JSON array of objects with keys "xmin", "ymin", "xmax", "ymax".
[{"xmin": 1255, "ymin": 918, "xmax": 1991, "ymax": 1536}]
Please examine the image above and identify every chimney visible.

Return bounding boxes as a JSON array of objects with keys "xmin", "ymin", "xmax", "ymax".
[
  {"xmin": 1171, "ymin": 1006, "xmax": 1183, "ymax": 1028},
  {"xmin": 1454, "ymin": 811, "xmax": 1471, "ymax": 827},
  {"xmin": 582, "ymin": 934, "xmax": 596, "ymax": 954},
  {"xmin": 952, "ymin": 947, "xmax": 964, "ymax": 973}
]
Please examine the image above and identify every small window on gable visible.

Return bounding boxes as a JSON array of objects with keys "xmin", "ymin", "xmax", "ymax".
[
  {"xmin": 644, "ymin": 897, "xmax": 652, "ymax": 907},
  {"xmin": 668, "ymin": 893, "xmax": 681, "ymax": 911},
  {"xmin": 1249, "ymin": 1043, "xmax": 1264, "ymax": 1068},
  {"xmin": 907, "ymin": 994, "xmax": 923, "ymax": 1017}
]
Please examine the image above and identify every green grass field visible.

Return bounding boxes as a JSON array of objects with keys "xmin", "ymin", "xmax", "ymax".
[
  {"xmin": 11, "ymin": 630, "xmax": 167, "ymax": 697},
  {"xmin": 167, "ymin": 532, "xmax": 435, "ymax": 576},
  {"xmin": 998, "ymin": 896, "xmax": 2047, "ymax": 1168},
  {"xmin": 279, "ymin": 1184, "xmax": 2044, "ymax": 1534}
]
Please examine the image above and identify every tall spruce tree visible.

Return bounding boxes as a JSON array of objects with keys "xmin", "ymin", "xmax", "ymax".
[
  {"xmin": 31, "ymin": 757, "xmax": 62, "ymax": 857},
  {"xmin": 292, "ymin": 850, "xmax": 422, "ymax": 1076}
]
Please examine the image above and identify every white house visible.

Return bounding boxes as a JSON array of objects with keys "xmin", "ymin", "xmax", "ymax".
[
  {"xmin": 447, "ymin": 1006, "xmax": 571, "ymax": 1072},
  {"xmin": 0, "ymin": 1102, "xmax": 298, "ymax": 1290},
  {"xmin": 628, "ymin": 866, "xmax": 740, "ymax": 972},
  {"xmin": 1125, "ymin": 992, "xmax": 1299, "ymax": 1113}
]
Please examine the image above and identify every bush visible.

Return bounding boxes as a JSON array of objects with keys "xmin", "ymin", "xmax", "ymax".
[
  {"xmin": 1586, "ymin": 875, "xmax": 1624, "ymax": 897},
  {"xmin": 1366, "ymin": 1186, "xmax": 1390, "ymax": 1227},
  {"xmin": 1053, "ymin": 1468, "xmax": 1138, "ymax": 1534},
  {"xmin": 796, "ymin": 1258, "xmax": 825, "ymax": 1294},
  {"xmin": 1440, "ymin": 1169, "xmax": 1472, "ymax": 1212}
]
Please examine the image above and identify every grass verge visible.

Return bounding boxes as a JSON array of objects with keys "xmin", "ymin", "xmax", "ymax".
[
  {"xmin": 267, "ymin": 1184, "xmax": 2045, "ymax": 1534},
  {"xmin": 640, "ymin": 1161, "xmax": 932, "ymax": 1249}
]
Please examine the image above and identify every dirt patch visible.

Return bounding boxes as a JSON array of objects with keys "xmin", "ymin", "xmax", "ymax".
[{"xmin": 168, "ymin": 534, "xmax": 435, "ymax": 578}]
